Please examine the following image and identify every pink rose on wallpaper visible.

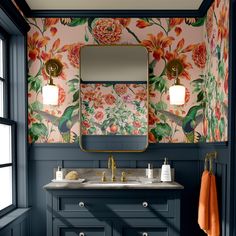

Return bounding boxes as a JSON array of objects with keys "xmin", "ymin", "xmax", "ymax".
[
  {"xmin": 192, "ymin": 43, "xmax": 207, "ymax": 69},
  {"xmin": 132, "ymin": 130, "xmax": 140, "ymax": 135},
  {"xmin": 67, "ymin": 43, "xmax": 84, "ymax": 68},
  {"xmin": 82, "ymin": 120, "xmax": 90, "ymax": 128},
  {"xmin": 104, "ymin": 94, "xmax": 116, "ymax": 105},
  {"xmin": 136, "ymin": 19, "xmax": 152, "ymax": 29},
  {"xmin": 92, "ymin": 18, "xmax": 122, "ymax": 44},
  {"xmin": 133, "ymin": 121, "xmax": 141, "ymax": 128},
  {"xmin": 142, "ymin": 32, "xmax": 174, "ymax": 61},
  {"xmin": 114, "ymin": 84, "xmax": 128, "ymax": 95},
  {"xmin": 94, "ymin": 111, "xmax": 104, "ymax": 121},
  {"xmin": 206, "ymin": 6, "xmax": 214, "ymax": 39}
]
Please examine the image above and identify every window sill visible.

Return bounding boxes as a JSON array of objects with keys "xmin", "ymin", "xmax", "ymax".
[{"xmin": 0, "ymin": 208, "xmax": 30, "ymax": 231}]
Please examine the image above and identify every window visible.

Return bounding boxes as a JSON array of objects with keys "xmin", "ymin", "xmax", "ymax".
[{"xmin": 0, "ymin": 29, "xmax": 16, "ymax": 217}]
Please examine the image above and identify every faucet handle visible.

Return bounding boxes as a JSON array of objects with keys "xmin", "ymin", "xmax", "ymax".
[
  {"xmin": 101, "ymin": 171, "xmax": 106, "ymax": 182},
  {"xmin": 121, "ymin": 171, "xmax": 126, "ymax": 182}
]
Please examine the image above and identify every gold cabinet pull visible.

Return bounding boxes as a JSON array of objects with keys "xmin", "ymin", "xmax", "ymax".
[{"xmin": 79, "ymin": 202, "xmax": 85, "ymax": 208}]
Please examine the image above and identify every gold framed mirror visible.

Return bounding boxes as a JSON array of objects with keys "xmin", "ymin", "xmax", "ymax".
[{"xmin": 79, "ymin": 45, "xmax": 149, "ymax": 152}]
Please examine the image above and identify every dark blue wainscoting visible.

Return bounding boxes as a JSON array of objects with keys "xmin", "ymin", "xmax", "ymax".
[{"xmin": 28, "ymin": 143, "xmax": 229, "ymax": 236}]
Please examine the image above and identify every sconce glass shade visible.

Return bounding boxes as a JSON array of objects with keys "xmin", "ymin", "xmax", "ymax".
[
  {"xmin": 169, "ymin": 84, "xmax": 186, "ymax": 105},
  {"xmin": 42, "ymin": 84, "xmax": 59, "ymax": 105}
]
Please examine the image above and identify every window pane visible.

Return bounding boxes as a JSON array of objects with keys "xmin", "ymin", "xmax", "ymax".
[
  {"xmin": 0, "ymin": 40, "xmax": 3, "ymax": 78},
  {"xmin": 0, "ymin": 80, "xmax": 3, "ymax": 117},
  {"xmin": 0, "ymin": 123, "xmax": 12, "ymax": 164},
  {"xmin": 0, "ymin": 167, "xmax": 12, "ymax": 210}
]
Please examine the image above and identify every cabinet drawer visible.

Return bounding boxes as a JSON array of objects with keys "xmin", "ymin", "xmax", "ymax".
[
  {"xmin": 124, "ymin": 227, "xmax": 168, "ymax": 236},
  {"xmin": 53, "ymin": 218, "xmax": 111, "ymax": 236},
  {"xmin": 60, "ymin": 227, "xmax": 104, "ymax": 236},
  {"xmin": 55, "ymin": 195, "xmax": 174, "ymax": 218}
]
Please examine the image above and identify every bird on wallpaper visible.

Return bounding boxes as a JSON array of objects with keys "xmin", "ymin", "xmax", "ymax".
[
  {"xmin": 35, "ymin": 104, "xmax": 80, "ymax": 142},
  {"xmin": 156, "ymin": 105, "xmax": 204, "ymax": 143}
]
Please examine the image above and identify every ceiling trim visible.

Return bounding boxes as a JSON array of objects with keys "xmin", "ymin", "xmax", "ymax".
[{"xmin": 14, "ymin": 0, "xmax": 213, "ymax": 17}]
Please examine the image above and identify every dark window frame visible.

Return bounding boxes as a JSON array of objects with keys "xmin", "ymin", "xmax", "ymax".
[{"xmin": 0, "ymin": 27, "xmax": 17, "ymax": 218}]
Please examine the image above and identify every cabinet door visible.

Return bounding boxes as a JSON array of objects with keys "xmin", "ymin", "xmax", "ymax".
[{"xmin": 53, "ymin": 218, "xmax": 112, "ymax": 236}]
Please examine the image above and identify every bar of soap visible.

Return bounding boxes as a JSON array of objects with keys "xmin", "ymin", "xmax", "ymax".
[{"xmin": 65, "ymin": 171, "xmax": 79, "ymax": 180}]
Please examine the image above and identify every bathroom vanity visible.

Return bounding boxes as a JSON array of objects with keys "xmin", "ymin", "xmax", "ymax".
[{"xmin": 44, "ymin": 169, "xmax": 183, "ymax": 236}]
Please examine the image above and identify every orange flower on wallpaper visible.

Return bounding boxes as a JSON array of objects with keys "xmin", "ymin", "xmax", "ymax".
[
  {"xmin": 142, "ymin": 32, "xmax": 174, "ymax": 61},
  {"xmin": 169, "ymin": 18, "xmax": 184, "ymax": 29},
  {"xmin": 218, "ymin": 5, "xmax": 228, "ymax": 41},
  {"xmin": 44, "ymin": 18, "xmax": 59, "ymax": 29},
  {"xmin": 114, "ymin": 18, "xmax": 131, "ymax": 27},
  {"xmin": 136, "ymin": 19, "xmax": 152, "ymax": 29},
  {"xmin": 114, "ymin": 84, "xmax": 128, "ymax": 95},
  {"xmin": 67, "ymin": 43, "xmax": 84, "ymax": 68},
  {"xmin": 94, "ymin": 111, "xmax": 104, "ymax": 121},
  {"xmin": 93, "ymin": 92, "xmax": 104, "ymax": 109},
  {"xmin": 27, "ymin": 32, "xmax": 50, "ymax": 61},
  {"xmin": 192, "ymin": 43, "xmax": 207, "ymax": 69},
  {"xmin": 104, "ymin": 94, "xmax": 116, "ymax": 105},
  {"xmin": 58, "ymin": 86, "xmax": 66, "ymax": 105},
  {"xmin": 206, "ymin": 5, "xmax": 214, "ymax": 39},
  {"xmin": 135, "ymin": 89, "xmax": 147, "ymax": 101},
  {"xmin": 92, "ymin": 18, "xmax": 123, "ymax": 44},
  {"xmin": 165, "ymin": 39, "xmax": 193, "ymax": 80},
  {"xmin": 174, "ymin": 27, "xmax": 182, "ymax": 36}
]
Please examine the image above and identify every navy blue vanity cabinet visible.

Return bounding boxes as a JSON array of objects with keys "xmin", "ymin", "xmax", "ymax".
[{"xmin": 45, "ymin": 189, "xmax": 182, "ymax": 236}]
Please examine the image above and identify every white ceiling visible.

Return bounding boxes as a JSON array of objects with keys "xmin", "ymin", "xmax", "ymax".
[{"xmin": 25, "ymin": 0, "xmax": 204, "ymax": 10}]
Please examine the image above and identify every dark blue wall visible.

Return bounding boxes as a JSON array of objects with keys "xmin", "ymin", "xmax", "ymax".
[{"xmin": 28, "ymin": 143, "xmax": 230, "ymax": 236}]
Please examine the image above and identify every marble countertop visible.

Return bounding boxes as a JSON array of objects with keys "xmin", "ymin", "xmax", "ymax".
[{"xmin": 44, "ymin": 168, "xmax": 184, "ymax": 190}]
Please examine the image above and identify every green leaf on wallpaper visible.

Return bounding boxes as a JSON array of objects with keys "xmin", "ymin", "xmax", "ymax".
[
  {"xmin": 139, "ymin": 127, "xmax": 147, "ymax": 134},
  {"xmin": 88, "ymin": 127, "xmax": 96, "ymax": 134},
  {"xmin": 216, "ymin": 45, "xmax": 221, "ymax": 60},
  {"xmin": 218, "ymin": 61, "xmax": 225, "ymax": 78},
  {"xmin": 191, "ymin": 17, "xmax": 205, "ymax": 27},
  {"xmin": 151, "ymin": 123, "xmax": 172, "ymax": 141},
  {"xmin": 73, "ymin": 90, "xmax": 80, "ymax": 102},
  {"xmin": 149, "ymin": 76, "xmax": 167, "ymax": 93},
  {"xmin": 85, "ymin": 32, "xmax": 89, "ymax": 42},
  {"xmin": 151, "ymin": 101, "xmax": 167, "ymax": 113},
  {"xmin": 68, "ymin": 18, "xmax": 87, "ymax": 27},
  {"xmin": 29, "ymin": 123, "xmax": 48, "ymax": 142},
  {"xmin": 29, "ymin": 76, "xmax": 42, "ymax": 93},
  {"xmin": 31, "ymin": 101, "xmax": 43, "ymax": 111},
  {"xmin": 67, "ymin": 78, "xmax": 79, "ymax": 93},
  {"xmin": 219, "ymin": 118, "xmax": 225, "ymax": 139},
  {"xmin": 197, "ymin": 91, "xmax": 204, "ymax": 102}
]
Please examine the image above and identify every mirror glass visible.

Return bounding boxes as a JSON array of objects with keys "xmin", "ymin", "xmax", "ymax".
[{"xmin": 79, "ymin": 45, "xmax": 148, "ymax": 152}]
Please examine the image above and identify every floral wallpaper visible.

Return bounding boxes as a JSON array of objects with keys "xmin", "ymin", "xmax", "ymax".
[
  {"xmin": 27, "ymin": 0, "xmax": 229, "ymax": 143},
  {"xmin": 81, "ymin": 83, "xmax": 148, "ymax": 136},
  {"xmin": 202, "ymin": 0, "xmax": 229, "ymax": 142}
]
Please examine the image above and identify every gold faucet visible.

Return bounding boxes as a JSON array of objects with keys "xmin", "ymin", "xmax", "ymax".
[{"xmin": 108, "ymin": 154, "xmax": 116, "ymax": 182}]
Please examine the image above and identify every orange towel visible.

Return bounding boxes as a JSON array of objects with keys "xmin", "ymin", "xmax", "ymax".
[
  {"xmin": 206, "ymin": 174, "xmax": 220, "ymax": 236},
  {"xmin": 198, "ymin": 170, "xmax": 211, "ymax": 231}
]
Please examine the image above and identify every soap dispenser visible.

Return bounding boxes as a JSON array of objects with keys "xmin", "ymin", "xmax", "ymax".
[
  {"xmin": 56, "ymin": 166, "xmax": 63, "ymax": 180},
  {"xmin": 161, "ymin": 158, "xmax": 171, "ymax": 182}
]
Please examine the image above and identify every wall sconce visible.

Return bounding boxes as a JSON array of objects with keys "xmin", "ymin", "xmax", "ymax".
[
  {"xmin": 167, "ymin": 60, "xmax": 186, "ymax": 106},
  {"xmin": 42, "ymin": 59, "xmax": 63, "ymax": 105}
]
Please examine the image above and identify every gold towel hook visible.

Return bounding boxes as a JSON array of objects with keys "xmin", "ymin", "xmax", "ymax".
[{"xmin": 205, "ymin": 151, "xmax": 217, "ymax": 174}]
